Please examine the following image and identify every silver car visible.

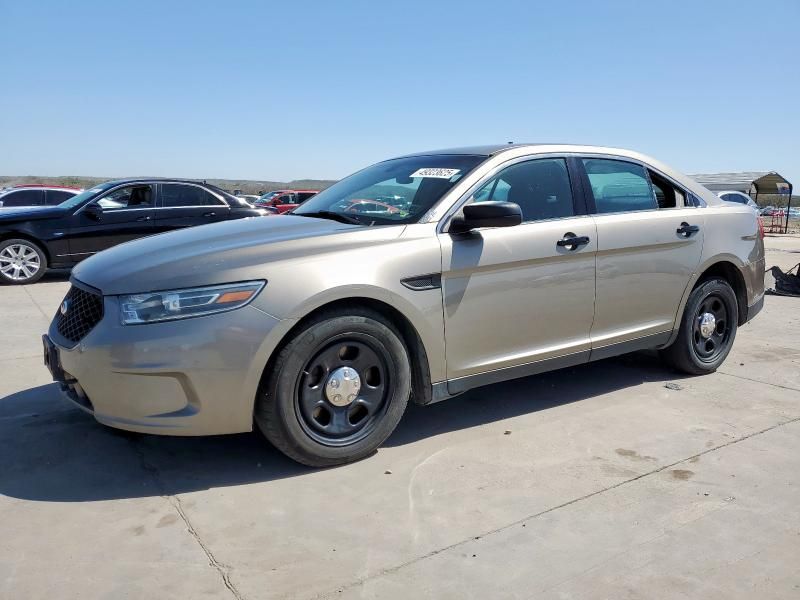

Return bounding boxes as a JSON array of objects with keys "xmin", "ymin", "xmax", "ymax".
[{"xmin": 43, "ymin": 144, "xmax": 765, "ymax": 466}]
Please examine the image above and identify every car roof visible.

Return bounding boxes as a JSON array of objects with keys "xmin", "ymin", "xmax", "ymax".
[
  {"xmin": 395, "ymin": 143, "xmax": 665, "ymax": 159},
  {"xmin": 95, "ymin": 177, "xmax": 220, "ymax": 186},
  {"xmin": 7, "ymin": 185, "xmax": 81, "ymax": 191}
]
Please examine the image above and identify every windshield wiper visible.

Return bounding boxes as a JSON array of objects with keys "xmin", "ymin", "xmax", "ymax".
[{"xmin": 294, "ymin": 211, "xmax": 362, "ymax": 225}]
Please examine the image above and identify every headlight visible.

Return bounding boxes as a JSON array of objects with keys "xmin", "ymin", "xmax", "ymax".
[{"xmin": 119, "ymin": 281, "xmax": 265, "ymax": 325}]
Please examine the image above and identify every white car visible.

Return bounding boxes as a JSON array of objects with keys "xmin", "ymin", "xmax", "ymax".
[
  {"xmin": 717, "ymin": 190, "xmax": 758, "ymax": 211},
  {"xmin": 0, "ymin": 186, "xmax": 81, "ymax": 207}
]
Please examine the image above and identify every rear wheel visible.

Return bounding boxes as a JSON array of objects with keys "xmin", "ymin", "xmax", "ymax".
[
  {"xmin": 660, "ymin": 277, "xmax": 738, "ymax": 374},
  {"xmin": 255, "ymin": 308, "xmax": 411, "ymax": 467},
  {"xmin": 0, "ymin": 239, "xmax": 47, "ymax": 285}
]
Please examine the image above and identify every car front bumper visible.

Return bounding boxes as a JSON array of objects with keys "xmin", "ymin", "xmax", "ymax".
[{"xmin": 46, "ymin": 292, "xmax": 290, "ymax": 436}]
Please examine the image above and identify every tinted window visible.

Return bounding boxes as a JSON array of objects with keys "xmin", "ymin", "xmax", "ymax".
[
  {"xmin": 97, "ymin": 185, "xmax": 153, "ymax": 210},
  {"xmin": 583, "ymin": 159, "xmax": 656, "ymax": 214},
  {"xmin": 472, "ymin": 158, "xmax": 574, "ymax": 222},
  {"xmin": 1, "ymin": 190, "xmax": 44, "ymax": 207},
  {"xmin": 297, "ymin": 192, "xmax": 317, "ymax": 202},
  {"xmin": 161, "ymin": 184, "xmax": 224, "ymax": 207},
  {"xmin": 278, "ymin": 194, "xmax": 296, "ymax": 205},
  {"xmin": 723, "ymin": 193, "xmax": 746, "ymax": 205},
  {"xmin": 45, "ymin": 190, "xmax": 75, "ymax": 205}
]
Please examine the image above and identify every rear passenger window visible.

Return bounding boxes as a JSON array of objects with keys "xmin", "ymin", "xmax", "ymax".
[
  {"xmin": 583, "ymin": 159, "xmax": 656, "ymax": 214},
  {"xmin": 45, "ymin": 190, "xmax": 75, "ymax": 205},
  {"xmin": 472, "ymin": 158, "xmax": 574, "ymax": 222},
  {"xmin": 161, "ymin": 184, "xmax": 224, "ymax": 207}
]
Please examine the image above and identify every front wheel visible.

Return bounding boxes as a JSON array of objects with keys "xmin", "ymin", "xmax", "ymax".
[
  {"xmin": 255, "ymin": 308, "xmax": 411, "ymax": 467},
  {"xmin": 660, "ymin": 277, "xmax": 738, "ymax": 375},
  {"xmin": 0, "ymin": 239, "xmax": 47, "ymax": 285}
]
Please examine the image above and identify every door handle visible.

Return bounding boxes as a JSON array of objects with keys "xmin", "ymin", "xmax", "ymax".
[
  {"xmin": 136, "ymin": 215, "xmax": 151, "ymax": 222},
  {"xmin": 677, "ymin": 222, "xmax": 700, "ymax": 237},
  {"xmin": 202, "ymin": 212, "xmax": 216, "ymax": 217},
  {"xmin": 556, "ymin": 233, "xmax": 590, "ymax": 250}
]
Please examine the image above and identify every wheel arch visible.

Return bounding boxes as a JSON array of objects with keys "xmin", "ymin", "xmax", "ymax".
[
  {"xmin": 0, "ymin": 231, "xmax": 52, "ymax": 264},
  {"xmin": 694, "ymin": 259, "xmax": 749, "ymax": 326},
  {"xmin": 257, "ymin": 296, "xmax": 435, "ymax": 407},
  {"xmin": 663, "ymin": 255, "xmax": 752, "ymax": 349}
]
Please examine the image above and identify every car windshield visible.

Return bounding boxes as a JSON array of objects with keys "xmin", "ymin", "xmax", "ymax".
[
  {"xmin": 292, "ymin": 154, "xmax": 486, "ymax": 225},
  {"xmin": 57, "ymin": 182, "xmax": 116, "ymax": 209},
  {"xmin": 257, "ymin": 191, "xmax": 280, "ymax": 202}
]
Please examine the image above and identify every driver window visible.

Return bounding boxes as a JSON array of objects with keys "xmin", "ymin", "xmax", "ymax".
[
  {"xmin": 97, "ymin": 185, "xmax": 153, "ymax": 210},
  {"xmin": 472, "ymin": 158, "xmax": 575, "ymax": 222}
]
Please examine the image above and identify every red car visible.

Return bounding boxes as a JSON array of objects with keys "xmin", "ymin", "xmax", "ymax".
[
  {"xmin": 337, "ymin": 198, "xmax": 403, "ymax": 215},
  {"xmin": 255, "ymin": 189, "xmax": 318, "ymax": 213}
]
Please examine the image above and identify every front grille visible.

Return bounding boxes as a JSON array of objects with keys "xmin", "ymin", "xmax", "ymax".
[{"xmin": 56, "ymin": 285, "xmax": 104, "ymax": 343}]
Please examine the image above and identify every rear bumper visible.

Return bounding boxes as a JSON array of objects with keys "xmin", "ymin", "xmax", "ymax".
[{"xmin": 745, "ymin": 294, "xmax": 764, "ymax": 323}]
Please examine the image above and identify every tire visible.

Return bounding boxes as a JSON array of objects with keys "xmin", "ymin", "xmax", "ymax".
[
  {"xmin": 0, "ymin": 238, "xmax": 47, "ymax": 285},
  {"xmin": 255, "ymin": 308, "xmax": 411, "ymax": 467},
  {"xmin": 660, "ymin": 277, "xmax": 738, "ymax": 375}
]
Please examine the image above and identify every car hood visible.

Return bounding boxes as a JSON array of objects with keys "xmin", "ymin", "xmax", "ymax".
[
  {"xmin": 0, "ymin": 205, "xmax": 69, "ymax": 221},
  {"xmin": 72, "ymin": 215, "xmax": 405, "ymax": 295}
]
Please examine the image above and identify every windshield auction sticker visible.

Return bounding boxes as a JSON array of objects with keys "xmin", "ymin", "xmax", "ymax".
[{"xmin": 410, "ymin": 168, "xmax": 461, "ymax": 179}]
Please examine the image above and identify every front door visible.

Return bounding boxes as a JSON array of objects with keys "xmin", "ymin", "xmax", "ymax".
[
  {"xmin": 580, "ymin": 157, "xmax": 705, "ymax": 354},
  {"xmin": 153, "ymin": 183, "xmax": 230, "ymax": 234},
  {"xmin": 439, "ymin": 157, "xmax": 597, "ymax": 392},
  {"xmin": 67, "ymin": 183, "xmax": 156, "ymax": 257}
]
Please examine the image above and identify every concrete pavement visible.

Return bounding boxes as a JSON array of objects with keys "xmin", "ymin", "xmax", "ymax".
[{"xmin": 1, "ymin": 238, "xmax": 799, "ymax": 599}]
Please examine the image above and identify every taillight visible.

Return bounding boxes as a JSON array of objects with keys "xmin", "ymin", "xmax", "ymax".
[{"xmin": 757, "ymin": 216, "xmax": 765, "ymax": 239}]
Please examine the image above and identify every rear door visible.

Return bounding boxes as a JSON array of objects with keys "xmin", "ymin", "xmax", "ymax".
[
  {"xmin": 67, "ymin": 183, "xmax": 156, "ymax": 255},
  {"xmin": 439, "ymin": 156, "xmax": 597, "ymax": 389},
  {"xmin": 153, "ymin": 183, "xmax": 230, "ymax": 233},
  {"xmin": 580, "ymin": 157, "xmax": 705, "ymax": 355},
  {"xmin": 295, "ymin": 191, "xmax": 317, "ymax": 207},
  {"xmin": 45, "ymin": 189, "xmax": 76, "ymax": 205}
]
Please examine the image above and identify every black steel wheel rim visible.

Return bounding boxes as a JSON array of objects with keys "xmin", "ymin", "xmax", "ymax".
[
  {"xmin": 692, "ymin": 293, "xmax": 731, "ymax": 363},
  {"xmin": 294, "ymin": 333, "xmax": 392, "ymax": 447}
]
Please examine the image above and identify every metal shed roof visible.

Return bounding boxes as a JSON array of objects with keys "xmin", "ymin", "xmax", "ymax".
[{"xmin": 689, "ymin": 171, "xmax": 793, "ymax": 195}]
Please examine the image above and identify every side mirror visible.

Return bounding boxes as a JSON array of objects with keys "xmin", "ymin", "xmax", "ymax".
[
  {"xmin": 84, "ymin": 203, "xmax": 103, "ymax": 221},
  {"xmin": 449, "ymin": 201, "xmax": 522, "ymax": 233}
]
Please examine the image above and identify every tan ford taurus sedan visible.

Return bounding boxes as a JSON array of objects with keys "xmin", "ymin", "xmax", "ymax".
[{"xmin": 43, "ymin": 144, "xmax": 765, "ymax": 466}]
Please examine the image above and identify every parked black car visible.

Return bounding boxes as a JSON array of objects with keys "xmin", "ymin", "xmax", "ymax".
[{"xmin": 0, "ymin": 178, "xmax": 268, "ymax": 284}]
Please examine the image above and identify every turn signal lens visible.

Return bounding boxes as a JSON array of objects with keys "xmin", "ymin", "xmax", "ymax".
[
  {"xmin": 120, "ymin": 281, "xmax": 265, "ymax": 325},
  {"xmin": 217, "ymin": 290, "xmax": 256, "ymax": 303}
]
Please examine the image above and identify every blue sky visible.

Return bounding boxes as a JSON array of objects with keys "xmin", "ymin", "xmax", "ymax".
[{"xmin": 1, "ymin": 0, "xmax": 798, "ymax": 186}]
